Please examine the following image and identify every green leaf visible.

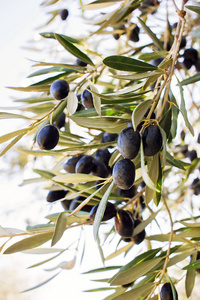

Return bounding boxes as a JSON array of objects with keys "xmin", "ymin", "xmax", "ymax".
[
  {"xmin": 185, "ymin": 5, "xmax": 200, "ymax": 14},
  {"xmin": 137, "ymin": 17, "xmax": 163, "ymax": 49},
  {"xmin": 82, "ymin": 0, "xmax": 122, "ymax": 9},
  {"xmin": 103, "ymin": 56, "xmax": 157, "ymax": 72},
  {"xmin": 106, "ymin": 243, "xmax": 134, "ymax": 261},
  {"xmin": 166, "ymin": 151, "xmax": 185, "ymax": 170},
  {"xmin": 145, "ymin": 154, "xmax": 159, "ymax": 205},
  {"xmin": 7, "ymin": 85, "xmax": 50, "ymax": 92},
  {"xmin": 177, "ymin": 78, "xmax": 194, "ymax": 136},
  {"xmin": 53, "ymin": 173, "xmax": 104, "ymax": 184},
  {"xmin": 183, "ymin": 258, "xmax": 200, "ymax": 271},
  {"xmin": 132, "ymin": 210, "xmax": 160, "ymax": 236},
  {"xmin": 140, "ymin": 140, "xmax": 159, "ymax": 193},
  {"xmin": 180, "ymin": 72, "xmax": 200, "ymax": 86},
  {"xmin": 54, "ymin": 33, "xmax": 94, "ymax": 66},
  {"xmin": 110, "ymin": 257, "xmax": 163, "ymax": 286},
  {"xmin": 33, "ymin": 169, "xmax": 55, "ymax": 180},
  {"xmin": 40, "ymin": 32, "xmax": 81, "ymax": 44},
  {"xmin": 93, "ymin": 181, "xmax": 114, "ymax": 240},
  {"xmin": 3, "ymin": 231, "xmax": 54, "ymax": 254},
  {"xmin": 89, "ymin": 82, "xmax": 101, "ymax": 116},
  {"xmin": 113, "ymin": 70, "xmax": 163, "ymax": 81},
  {"xmin": 51, "ymin": 212, "xmax": 68, "ymax": 246},
  {"xmin": 185, "ymin": 253, "xmax": 196, "ymax": 298},
  {"xmin": 132, "ymin": 100, "xmax": 153, "ymax": 129},
  {"xmin": 0, "ymin": 112, "xmax": 31, "ymax": 120},
  {"xmin": 67, "ymin": 91, "xmax": 78, "ymax": 115},
  {"xmin": 139, "ymin": 51, "xmax": 168, "ymax": 61},
  {"xmin": 110, "ymin": 283, "xmax": 155, "ymax": 300},
  {"xmin": 109, "ymin": 248, "xmax": 161, "ymax": 285}
]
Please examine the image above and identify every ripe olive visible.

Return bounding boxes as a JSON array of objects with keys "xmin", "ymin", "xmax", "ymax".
[
  {"xmin": 89, "ymin": 201, "xmax": 116, "ymax": 222},
  {"xmin": 37, "ymin": 124, "xmax": 59, "ymax": 150},
  {"xmin": 75, "ymin": 155, "xmax": 95, "ymax": 174},
  {"xmin": 91, "ymin": 160, "xmax": 109, "ymax": 178},
  {"xmin": 131, "ymin": 219, "xmax": 146, "ymax": 245},
  {"xmin": 46, "ymin": 190, "xmax": 68, "ymax": 203},
  {"xmin": 142, "ymin": 125, "xmax": 163, "ymax": 156},
  {"xmin": 160, "ymin": 282, "xmax": 178, "ymax": 300},
  {"xmin": 54, "ymin": 112, "xmax": 66, "ymax": 129},
  {"xmin": 75, "ymin": 58, "xmax": 87, "ymax": 67},
  {"xmin": 69, "ymin": 196, "xmax": 92, "ymax": 212},
  {"xmin": 187, "ymin": 149, "xmax": 197, "ymax": 162},
  {"xmin": 113, "ymin": 159, "xmax": 135, "ymax": 190},
  {"xmin": 118, "ymin": 185, "xmax": 136, "ymax": 198},
  {"xmin": 81, "ymin": 88, "xmax": 94, "ymax": 109},
  {"xmin": 129, "ymin": 25, "xmax": 140, "ymax": 42},
  {"xmin": 117, "ymin": 127, "xmax": 141, "ymax": 159},
  {"xmin": 94, "ymin": 148, "xmax": 111, "ymax": 166},
  {"xmin": 115, "ymin": 209, "xmax": 135, "ymax": 238},
  {"xmin": 59, "ymin": 9, "xmax": 69, "ymax": 21},
  {"xmin": 50, "ymin": 79, "xmax": 69, "ymax": 100},
  {"xmin": 102, "ymin": 132, "xmax": 118, "ymax": 144},
  {"xmin": 63, "ymin": 155, "xmax": 83, "ymax": 173}
]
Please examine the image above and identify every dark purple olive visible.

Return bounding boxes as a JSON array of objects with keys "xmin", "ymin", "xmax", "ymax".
[
  {"xmin": 63, "ymin": 155, "xmax": 83, "ymax": 173},
  {"xmin": 37, "ymin": 124, "xmax": 59, "ymax": 150},
  {"xmin": 91, "ymin": 160, "xmax": 109, "ymax": 178},
  {"xmin": 129, "ymin": 25, "xmax": 140, "ymax": 42},
  {"xmin": 94, "ymin": 148, "xmax": 111, "ymax": 166},
  {"xmin": 54, "ymin": 112, "xmax": 66, "ymax": 129},
  {"xmin": 187, "ymin": 150, "xmax": 197, "ymax": 162},
  {"xmin": 115, "ymin": 209, "xmax": 135, "ymax": 238},
  {"xmin": 113, "ymin": 159, "xmax": 135, "ymax": 190},
  {"xmin": 89, "ymin": 201, "xmax": 116, "ymax": 222},
  {"xmin": 46, "ymin": 190, "xmax": 68, "ymax": 203},
  {"xmin": 81, "ymin": 88, "xmax": 94, "ymax": 109},
  {"xmin": 117, "ymin": 127, "xmax": 141, "ymax": 160},
  {"xmin": 118, "ymin": 185, "xmax": 136, "ymax": 198},
  {"xmin": 75, "ymin": 59, "xmax": 87, "ymax": 67},
  {"xmin": 69, "ymin": 196, "xmax": 92, "ymax": 212},
  {"xmin": 131, "ymin": 219, "xmax": 146, "ymax": 245},
  {"xmin": 102, "ymin": 132, "xmax": 118, "ymax": 144},
  {"xmin": 75, "ymin": 155, "xmax": 95, "ymax": 174},
  {"xmin": 59, "ymin": 9, "xmax": 69, "ymax": 21},
  {"xmin": 160, "ymin": 282, "xmax": 178, "ymax": 300},
  {"xmin": 142, "ymin": 125, "xmax": 163, "ymax": 156},
  {"xmin": 50, "ymin": 79, "xmax": 69, "ymax": 100}
]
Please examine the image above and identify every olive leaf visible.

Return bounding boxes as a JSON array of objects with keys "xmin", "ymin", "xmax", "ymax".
[
  {"xmin": 54, "ymin": 33, "xmax": 94, "ymax": 66},
  {"xmin": 103, "ymin": 56, "xmax": 158, "ymax": 72}
]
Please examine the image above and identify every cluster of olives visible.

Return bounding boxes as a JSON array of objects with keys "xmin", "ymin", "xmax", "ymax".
[
  {"xmin": 36, "ymin": 78, "xmax": 96, "ymax": 151},
  {"xmin": 160, "ymin": 282, "xmax": 178, "ymax": 300},
  {"xmin": 113, "ymin": 23, "xmax": 140, "ymax": 43},
  {"xmin": 36, "ymin": 79, "xmax": 70, "ymax": 150},
  {"xmin": 112, "ymin": 121, "xmax": 162, "ymax": 190}
]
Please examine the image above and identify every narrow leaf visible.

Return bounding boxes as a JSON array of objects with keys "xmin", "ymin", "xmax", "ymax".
[
  {"xmin": 103, "ymin": 56, "xmax": 157, "ymax": 72},
  {"xmin": 89, "ymin": 82, "xmax": 101, "ymax": 116},
  {"xmin": 132, "ymin": 100, "xmax": 153, "ymax": 129},
  {"xmin": 51, "ymin": 212, "xmax": 68, "ymax": 246},
  {"xmin": 185, "ymin": 5, "xmax": 200, "ymax": 14},
  {"xmin": 180, "ymin": 72, "xmax": 200, "ymax": 86},
  {"xmin": 137, "ymin": 17, "xmax": 163, "ymax": 49},
  {"xmin": 185, "ymin": 253, "xmax": 196, "ymax": 298},
  {"xmin": 67, "ymin": 91, "xmax": 78, "ymax": 115},
  {"xmin": 54, "ymin": 33, "xmax": 94, "ymax": 66},
  {"xmin": 93, "ymin": 181, "xmax": 114, "ymax": 240},
  {"xmin": 4, "ymin": 231, "xmax": 54, "ymax": 254},
  {"xmin": 53, "ymin": 173, "xmax": 104, "ymax": 183},
  {"xmin": 177, "ymin": 78, "xmax": 194, "ymax": 136},
  {"xmin": 140, "ymin": 140, "xmax": 159, "ymax": 192}
]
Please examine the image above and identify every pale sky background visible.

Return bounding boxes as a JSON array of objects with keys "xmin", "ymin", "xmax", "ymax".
[{"xmin": 0, "ymin": 1, "xmax": 116, "ymax": 299}]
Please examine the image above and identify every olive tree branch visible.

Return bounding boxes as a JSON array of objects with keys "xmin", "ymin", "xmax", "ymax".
[{"xmin": 146, "ymin": 195, "xmax": 174, "ymax": 300}]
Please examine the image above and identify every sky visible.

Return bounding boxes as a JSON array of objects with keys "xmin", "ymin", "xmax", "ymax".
[{"xmin": 0, "ymin": 1, "xmax": 115, "ymax": 299}]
